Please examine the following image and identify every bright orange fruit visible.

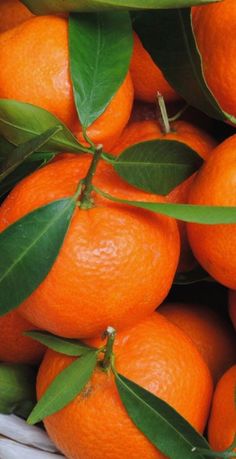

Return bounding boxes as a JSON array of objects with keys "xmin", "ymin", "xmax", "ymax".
[{"xmin": 0, "ymin": 0, "xmax": 33, "ymax": 33}]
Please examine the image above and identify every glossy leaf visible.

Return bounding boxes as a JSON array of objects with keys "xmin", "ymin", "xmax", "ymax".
[
  {"xmin": 133, "ymin": 9, "xmax": 236, "ymax": 125},
  {"xmin": 27, "ymin": 351, "xmax": 97, "ymax": 424},
  {"xmin": 0, "ymin": 364, "xmax": 36, "ymax": 418},
  {"xmin": 113, "ymin": 140, "xmax": 203, "ymax": 194},
  {"xmin": 93, "ymin": 186, "xmax": 236, "ymax": 224},
  {"xmin": 0, "ymin": 198, "xmax": 76, "ymax": 316},
  {"xmin": 0, "ymin": 99, "xmax": 87, "ymax": 153},
  {"xmin": 69, "ymin": 12, "xmax": 132, "ymax": 127},
  {"xmin": 0, "ymin": 126, "xmax": 61, "ymax": 182},
  {"xmin": 22, "ymin": 0, "xmax": 220, "ymax": 14},
  {"xmin": 25, "ymin": 331, "xmax": 96, "ymax": 356},
  {"xmin": 116, "ymin": 373, "xmax": 210, "ymax": 459}
]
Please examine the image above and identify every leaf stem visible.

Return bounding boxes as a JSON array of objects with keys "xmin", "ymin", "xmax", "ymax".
[
  {"xmin": 156, "ymin": 92, "xmax": 171, "ymax": 134},
  {"xmin": 101, "ymin": 326, "xmax": 116, "ymax": 370},
  {"xmin": 168, "ymin": 103, "xmax": 189, "ymax": 122},
  {"xmin": 79, "ymin": 144, "xmax": 103, "ymax": 210}
]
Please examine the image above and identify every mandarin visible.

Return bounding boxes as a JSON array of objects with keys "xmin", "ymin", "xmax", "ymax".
[
  {"xmin": 37, "ymin": 313, "xmax": 213, "ymax": 459},
  {"xmin": 0, "ymin": 0, "xmax": 33, "ymax": 33},
  {"xmin": 0, "ymin": 155, "xmax": 179, "ymax": 338}
]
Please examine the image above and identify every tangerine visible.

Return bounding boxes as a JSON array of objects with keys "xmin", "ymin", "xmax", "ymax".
[{"xmin": 0, "ymin": 0, "xmax": 33, "ymax": 33}]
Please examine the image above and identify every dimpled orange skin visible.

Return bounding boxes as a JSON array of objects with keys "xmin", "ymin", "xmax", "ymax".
[
  {"xmin": 192, "ymin": 1, "xmax": 236, "ymax": 118},
  {"xmin": 208, "ymin": 365, "xmax": 236, "ymax": 454},
  {"xmin": 0, "ymin": 16, "xmax": 134, "ymax": 145},
  {"xmin": 0, "ymin": 155, "xmax": 180, "ymax": 339},
  {"xmin": 37, "ymin": 313, "xmax": 213, "ymax": 459},
  {"xmin": 0, "ymin": 310, "xmax": 45, "ymax": 364},
  {"xmin": 187, "ymin": 135, "xmax": 236, "ymax": 289},
  {"xmin": 0, "ymin": 0, "xmax": 33, "ymax": 33},
  {"xmin": 229, "ymin": 290, "xmax": 236, "ymax": 330},
  {"xmin": 130, "ymin": 33, "xmax": 181, "ymax": 104},
  {"xmin": 159, "ymin": 302, "xmax": 236, "ymax": 385}
]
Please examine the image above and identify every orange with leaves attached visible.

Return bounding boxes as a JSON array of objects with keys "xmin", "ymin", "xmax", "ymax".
[
  {"xmin": 0, "ymin": 155, "xmax": 180, "ymax": 339},
  {"xmin": 36, "ymin": 313, "xmax": 213, "ymax": 459}
]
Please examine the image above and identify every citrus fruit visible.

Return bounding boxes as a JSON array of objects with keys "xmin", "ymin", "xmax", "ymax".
[
  {"xmin": 0, "ymin": 15, "xmax": 134, "ymax": 146},
  {"xmin": 36, "ymin": 313, "xmax": 213, "ymax": 459},
  {"xmin": 130, "ymin": 32, "xmax": 180, "ymax": 104},
  {"xmin": 187, "ymin": 134, "xmax": 236, "ymax": 289},
  {"xmin": 159, "ymin": 302, "xmax": 236, "ymax": 385},
  {"xmin": 0, "ymin": 155, "xmax": 180, "ymax": 338},
  {"xmin": 0, "ymin": 310, "xmax": 45, "ymax": 364},
  {"xmin": 208, "ymin": 365, "xmax": 236, "ymax": 454},
  {"xmin": 229, "ymin": 290, "xmax": 236, "ymax": 330},
  {"xmin": 192, "ymin": 0, "xmax": 236, "ymax": 118},
  {"xmin": 0, "ymin": 0, "xmax": 33, "ymax": 33}
]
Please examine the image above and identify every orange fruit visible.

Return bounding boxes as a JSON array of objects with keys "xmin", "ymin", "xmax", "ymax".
[
  {"xmin": 229, "ymin": 290, "xmax": 236, "ymax": 330},
  {"xmin": 187, "ymin": 134, "xmax": 236, "ymax": 289},
  {"xmin": 0, "ymin": 310, "xmax": 45, "ymax": 364},
  {"xmin": 37, "ymin": 313, "xmax": 213, "ymax": 459},
  {"xmin": 0, "ymin": 15, "xmax": 134, "ymax": 146},
  {"xmin": 110, "ymin": 119, "xmax": 216, "ymax": 272},
  {"xmin": 130, "ymin": 32, "xmax": 181, "ymax": 104},
  {"xmin": 0, "ymin": 155, "xmax": 180, "ymax": 339},
  {"xmin": 159, "ymin": 302, "xmax": 236, "ymax": 385},
  {"xmin": 0, "ymin": 0, "xmax": 33, "ymax": 33},
  {"xmin": 192, "ymin": 0, "xmax": 236, "ymax": 118},
  {"xmin": 208, "ymin": 365, "xmax": 236, "ymax": 454}
]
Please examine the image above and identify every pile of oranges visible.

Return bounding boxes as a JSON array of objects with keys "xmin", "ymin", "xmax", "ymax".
[{"xmin": 0, "ymin": 1, "xmax": 235, "ymax": 458}]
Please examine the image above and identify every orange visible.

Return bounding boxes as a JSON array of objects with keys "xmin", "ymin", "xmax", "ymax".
[
  {"xmin": 0, "ymin": 310, "xmax": 45, "ymax": 364},
  {"xmin": 229, "ymin": 290, "xmax": 236, "ymax": 330},
  {"xmin": 0, "ymin": 16, "xmax": 134, "ymax": 146},
  {"xmin": 208, "ymin": 365, "xmax": 236, "ymax": 454},
  {"xmin": 0, "ymin": 155, "xmax": 180, "ymax": 338},
  {"xmin": 110, "ymin": 119, "xmax": 216, "ymax": 272},
  {"xmin": 159, "ymin": 302, "xmax": 236, "ymax": 385},
  {"xmin": 192, "ymin": 0, "xmax": 236, "ymax": 118},
  {"xmin": 0, "ymin": 0, "xmax": 33, "ymax": 33},
  {"xmin": 36, "ymin": 313, "xmax": 213, "ymax": 459},
  {"xmin": 187, "ymin": 134, "xmax": 236, "ymax": 289},
  {"xmin": 130, "ymin": 32, "xmax": 181, "ymax": 104}
]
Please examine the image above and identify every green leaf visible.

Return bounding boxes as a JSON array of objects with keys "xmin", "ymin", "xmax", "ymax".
[
  {"xmin": 69, "ymin": 12, "xmax": 132, "ymax": 127},
  {"xmin": 0, "ymin": 99, "xmax": 88, "ymax": 153},
  {"xmin": 0, "ymin": 198, "xmax": 76, "ymax": 316},
  {"xmin": 0, "ymin": 364, "xmax": 36, "ymax": 418},
  {"xmin": 27, "ymin": 351, "xmax": 97, "ymax": 424},
  {"xmin": 133, "ymin": 9, "xmax": 236, "ymax": 125},
  {"xmin": 93, "ymin": 186, "xmax": 236, "ymax": 224},
  {"xmin": 0, "ymin": 126, "xmax": 61, "ymax": 183},
  {"xmin": 112, "ymin": 140, "xmax": 203, "ymax": 195},
  {"xmin": 116, "ymin": 373, "xmax": 210, "ymax": 459},
  {"xmin": 22, "ymin": 0, "xmax": 220, "ymax": 14},
  {"xmin": 25, "ymin": 331, "xmax": 97, "ymax": 356},
  {"xmin": 174, "ymin": 266, "xmax": 211, "ymax": 285}
]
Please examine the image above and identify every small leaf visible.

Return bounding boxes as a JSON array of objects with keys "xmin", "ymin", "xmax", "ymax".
[
  {"xmin": 133, "ymin": 9, "xmax": 236, "ymax": 125},
  {"xmin": 0, "ymin": 198, "xmax": 76, "ymax": 316},
  {"xmin": 174, "ymin": 266, "xmax": 211, "ymax": 285},
  {"xmin": 22, "ymin": 0, "xmax": 220, "ymax": 14},
  {"xmin": 0, "ymin": 99, "xmax": 87, "ymax": 153},
  {"xmin": 113, "ymin": 140, "xmax": 203, "ymax": 195},
  {"xmin": 69, "ymin": 12, "xmax": 132, "ymax": 127},
  {"xmin": 116, "ymin": 373, "xmax": 210, "ymax": 459},
  {"xmin": 28, "ymin": 351, "xmax": 97, "ymax": 424},
  {"xmin": 93, "ymin": 186, "xmax": 236, "ymax": 224},
  {"xmin": 25, "ymin": 331, "xmax": 97, "ymax": 356},
  {"xmin": 0, "ymin": 126, "xmax": 61, "ymax": 182},
  {"xmin": 0, "ymin": 364, "xmax": 36, "ymax": 418}
]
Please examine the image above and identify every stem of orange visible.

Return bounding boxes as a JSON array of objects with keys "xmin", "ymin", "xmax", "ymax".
[
  {"xmin": 156, "ymin": 92, "xmax": 171, "ymax": 135},
  {"xmin": 79, "ymin": 144, "xmax": 103, "ymax": 210},
  {"xmin": 102, "ymin": 326, "xmax": 116, "ymax": 370}
]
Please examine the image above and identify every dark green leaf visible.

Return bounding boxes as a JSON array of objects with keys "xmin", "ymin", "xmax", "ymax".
[
  {"xmin": 174, "ymin": 266, "xmax": 211, "ymax": 285},
  {"xmin": 22, "ymin": 0, "xmax": 220, "ymax": 14},
  {"xmin": 116, "ymin": 373, "xmax": 210, "ymax": 459},
  {"xmin": 69, "ymin": 12, "xmax": 132, "ymax": 127},
  {"xmin": 0, "ymin": 126, "xmax": 61, "ymax": 182},
  {"xmin": 0, "ymin": 364, "xmax": 36, "ymax": 418},
  {"xmin": 133, "ymin": 9, "xmax": 236, "ymax": 125},
  {"xmin": 27, "ymin": 351, "xmax": 97, "ymax": 424},
  {"xmin": 0, "ymin": 136, "xmax": 15, "ymax": 159},
  {"xmin": 93, "ymin": 186, "xmax": 236, "ymax": 224},
  {"xmin": 113, "ymin": 140, "xmax": 203, "ymax": 195},
  {"xmin": 25, "ymin": 331, "xmax": 97, "ymax": 356},
  {"xmin": 0, "ymin": 198, "xmax": 76, "ymax": 316},
  {"xmin": 0, "ymin": 99, "xmax": 87, "ymax": 153}
]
